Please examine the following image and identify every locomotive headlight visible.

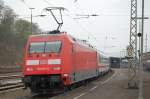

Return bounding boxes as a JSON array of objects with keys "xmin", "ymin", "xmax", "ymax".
[
  {"xmin": 26, "ymin": 60, "xmax": 39, "ymax": 65},
  {"xmin": 26, "ymin": 67, "xmax": 33, "ymax": 71},
  {"xmin": 63, "ymin": 73, "xmax": 69, "ymax": 77},
  {"xmin": 48, "ymin": 59, "xmax": 61, "ymax": 65}
]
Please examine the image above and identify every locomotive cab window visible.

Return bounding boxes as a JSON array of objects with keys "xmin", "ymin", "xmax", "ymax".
[
  {"xmin": 29, "ymin": 42, "xmax": 45, "ymax": 53},
  {"xmin": 45, "ymin": 41, "xmax": 61, "ymax": 53},
  {"xmin": 28, "ymin": 41, "xmax": 61, "ymax": 54}
]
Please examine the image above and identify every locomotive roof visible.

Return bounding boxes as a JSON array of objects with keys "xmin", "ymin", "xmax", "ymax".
[
  {"xmin": 29, "ymin": 32, "xmax": 67, "ymax": 37},
  {"xmin": 28, "ymin": 32, "xmax": 97, "ymax": 51},
  {"xmin": 28, "ymin": 32, "xmax": 108, "ymax": 57}
]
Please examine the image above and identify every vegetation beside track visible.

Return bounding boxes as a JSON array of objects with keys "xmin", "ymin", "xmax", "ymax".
[{"xmin": 0, "ymin": 0, "xmax": 41, "ymax": 68}]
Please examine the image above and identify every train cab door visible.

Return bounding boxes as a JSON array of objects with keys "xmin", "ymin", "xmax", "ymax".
[{"xmin": 71, "ymin": 44, "xmax": 76, "ymax": 83}]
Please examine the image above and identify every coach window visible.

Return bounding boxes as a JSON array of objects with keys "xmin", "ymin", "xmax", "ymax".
[{"xmin": 45, "ymin": 41, "xmax": 61, "ymax": 53}]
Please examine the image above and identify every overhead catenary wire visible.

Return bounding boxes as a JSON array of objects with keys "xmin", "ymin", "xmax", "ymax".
[
  {"xmin": 74, "ymin": 2, "xmax": 85, "ymax": 15},
  {"xmin": 19, "ymin": 0, "xmax": 108, "ymax": 55},
  {"xmin": 19, "ymin": 1, "xmax": 110, "ymax": 43},
  {"xmin": 20, "ymin": 0, "xmax": 31, "ymax": 9},
  {"xmin": 20, "ymin": 0, "xmax": 105, "ymax": 51},
  {"xmin": 64, "ymin": 11, "xmax": 98, "ymax": 46},
  {"xmin": 42, "ymin": 0, "xmax": 55, "ymax": 7},
  {"xmin": 41, "ymin": 0, "xmax": 97, "ymax": 43}
]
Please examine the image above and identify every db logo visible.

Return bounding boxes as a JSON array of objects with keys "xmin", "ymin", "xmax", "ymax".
[
  {"xmin": 40, "ymin": 60, "xmax": 47, "ymax": 64},
  {"xmin": 42, "ymin": 54, "xmax": 46, "ymax": 57}
]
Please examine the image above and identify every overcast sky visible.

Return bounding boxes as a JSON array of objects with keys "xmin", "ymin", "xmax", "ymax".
[{"xmin": 4, "ymin": 0, "xmax": 150, "ymax": 56}]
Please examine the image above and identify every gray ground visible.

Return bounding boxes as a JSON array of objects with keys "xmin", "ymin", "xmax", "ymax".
[{"xmin": 0, "ymin": 69, "xmax": 150, "ymax": 99}]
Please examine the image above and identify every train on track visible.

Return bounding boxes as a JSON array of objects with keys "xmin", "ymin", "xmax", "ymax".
[
  {"xmin": 144, "ymin": 60, "xmax": 150, "ymax": 70},
  {"xmin": 143, "ymin": 52, "xmax": 150, "ymax": 70},
  {"xmin": 22, "ymin": 30, "xmax": 110, "ymax": 93}
]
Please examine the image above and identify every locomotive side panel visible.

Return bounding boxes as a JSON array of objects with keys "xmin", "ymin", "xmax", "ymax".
[
  {"xmin": 60, "ymin": 37, "xmax": 73, "ymax": 86},
  {"xmin": 70, "ymin": 43, "xmax": 98, "ymax": 83}
]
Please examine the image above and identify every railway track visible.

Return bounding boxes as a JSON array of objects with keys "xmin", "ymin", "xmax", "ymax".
[
  {"xmin": 0, "ymin": 83, "xmax": 24, "ymax": 93},
  {"xmin": 0, "ymin": 74, "xmax": 24, "ymax": 93},
  {"xmin": 0, "ymin": 67, "xmax": 21, "ymax": 74}
]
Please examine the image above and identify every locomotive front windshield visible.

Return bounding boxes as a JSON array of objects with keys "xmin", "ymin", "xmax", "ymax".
[
  {"xmin": 29, "ymin": 41, "xmax": 61, "ymax": 53},
  {"xmin": 29, "ymin": 42, "xmax": 45, "ymax": 53},
  {"xmin": 45, "ymin": 41, "xmax": 61, "ymax": 53}
]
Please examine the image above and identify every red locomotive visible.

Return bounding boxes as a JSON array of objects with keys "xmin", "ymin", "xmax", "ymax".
[{"xmin": 22, "ymin": 31, "xmax": 110, "ymax": 93}]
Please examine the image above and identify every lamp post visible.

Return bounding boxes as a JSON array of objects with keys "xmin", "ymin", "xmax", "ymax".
[
  {"xmin": 29, "ymin": 8, "xmax": 35, "ymax": 34},
  {"xmin": 120, "ymin": 49, "xmax": 126, "ymax": 69},
  {"xmin": 138, "ymin": 0, "xmax": 144, "ymax": 99}
]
